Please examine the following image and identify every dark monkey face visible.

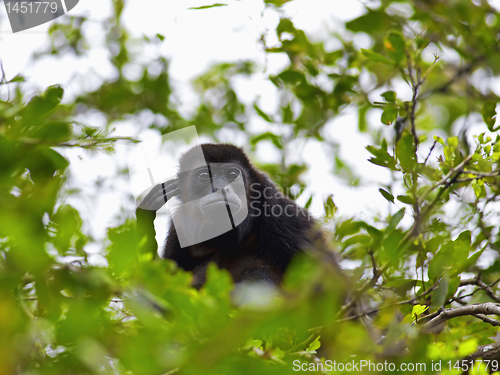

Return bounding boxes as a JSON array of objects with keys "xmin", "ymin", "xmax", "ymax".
[
  {"xmin": 178, "ymin": 162, "xmax": 247, "ymax": 216},
  {"xmin": 190, "ymin": 163, "xmax": 246, "ymax": 216},
  {"xmin": 162, "ymin": 144, "xmax": 257, "ymax": 247},
  {"xmin": 173, "ymin": 161, "xmax": 249, "ymax": 247}
]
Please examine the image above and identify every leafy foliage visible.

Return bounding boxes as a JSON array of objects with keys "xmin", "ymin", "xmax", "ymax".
[{"xmin": 1, "ymin": 0, "xmax": 500, "ymax": 374}]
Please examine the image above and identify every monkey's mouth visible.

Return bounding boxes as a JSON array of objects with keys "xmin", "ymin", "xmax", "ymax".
[
  {"xmin": 201, "ymin": 199, "xmax": 240, "ymax": 210},
  {"xmin": 201, "ymin": 197, "xmax": 241, "ymax": 211}
]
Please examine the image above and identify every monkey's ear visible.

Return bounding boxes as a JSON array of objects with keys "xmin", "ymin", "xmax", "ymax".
[{"xmin": 137, "ymin": 179, "xmax": 179, "ymax": 211}]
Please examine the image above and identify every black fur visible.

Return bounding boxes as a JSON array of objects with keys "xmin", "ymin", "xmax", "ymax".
[{"xmin": 160, "ymin": 144, "xmax": 340, "ymax": 288}]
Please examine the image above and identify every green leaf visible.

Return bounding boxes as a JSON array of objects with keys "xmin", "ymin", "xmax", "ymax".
[
  {"xmin": 342, "ymin": 234, "xmax": 371, "ymax": 248},
  {"xmin": 396, "ymin": 131, "xmax": 417, "ymax": 172},
  {"xmin": 276, "ymin": 18, "xmax": 295, "ymax": 35},
  {"xmin": 202, "ymin": 263, "xmax": 233, "ymax": 299},
  {"xmin": 277, "ymin": 70, "xmax": 306, "ymax": 85},
  {"xmin": 383, "ymin": 30, "xmax": 405, "ymax": 63},
  {"xmin": 433, "ymin": 135, "xmax": 445, "ymax": 146},
  {"xmin": 381, "ymin": 91, "xmax": 397, "ymax": 102},
  {"xmin": 345, "ymin": 10, "xmax": 392, "ymax": 33},
  {"xmin": 471, "ymin": 179, "xmax": 487, "ymax": 198},
  {"xmin": 448, "ymin": 137, "xmax": 458, "ymax": 149},
  {"xmin": 52, "ymin": 205, "xmax": 84, "ymax": 253},
  {"xmin": 379, "ymin": 188, "xmax": 394, "ymax": 203},
  {"xmin": 482, "ymin": 101, "xmax": 499, "ymax": 131},
  {"xmin": 335, "ymin": 219, "xmax": 363, "ymax": 239},
  {"xmin": 428, "ymin": 231, "xmax": 471, "ymax": 280},
  {"xmin": 363, "ymin": 224, "xmax": 383, "ymax": 243},
  {"xmin": 415, "ymin": 36, "xmax": 429, "ymax": 49},
  {"xmin": 411, "ymin": 304, "xmax": 429, "ymax": 317},
  {"xmin": 254, "ymin": 103, "xmax": 273, "ymax": 123},
  {"xmin": 358, "ymin": 104, "xmax": 369, "ymax": 132},
  {"xmin": 21, "ymin": 85, "xmax": 64, "ymax": 126},
  {"xmin": 387, "ymin": 208, "xmax": 405, "ymax": 232},
  {"xmin": 396, "ymin": 195, "xmax": 414, "ymax": 205},
  {"xmin": 381, "ymin": 229, "xmax": 405, "ymax": 263},
  {"xmin": 7, "ymin": 74, "xmax": 26, "ymax": 83},
  {"xmin": 32, "ymin": 121, "xmax": 73, "ymax": 142},
  {"xmin": 282, "ymin": 104, "xmax": 294, "ymax": 123},
  {"xmin": 425, "ymin": 235, "xmax": 444, "ymax": 254},
  {"xmin": 361, "ymin": 49, "xmax": 393, "ymax": 65},
  {"xmin": 25, "ymin": 148, "xmax": 68, "ymax": 183},
  {"xmin": 307, "ymin": 336, "xmax": 321, "ymax": 352},
  {"xmin": 188, "ymin": 3, "xmax": 227, "ymax": 9},
  {"xmin": 385, "ymin": 279, "xmax": 417, "ymax": 296},
  {"xmin": 107, "ymin": 222, "xmax": 138, "ymax": 274},
  {"xmin": 431, "ymin": 273, "xmax": 449, "ymax": 309},
  {"xmin": 366, "ymin": 145, "xmax": 397, "ymax": 170},
  {"xmin": 458, "ymin": 338, "xmax": 479, "ymax": 357},
  {"xmin": 304, "ymin": 194, "xmax": 313, "ymax": 209},
  {"xmin": 324, "ymin": 50, "xmax": 343, "ymax": 65},
  {"xmin": 250, "ymin": 132, "xmax": 283, "ymax": 149},
  {"xmin": 381, "ymin": 106, "xmax": 398, "ymax": 125},
  {"xmin": 246, "ymin": 339, "xmax": 263, "ymax": 349},
  {"xmin": 324, "ymin": 195, "xmax": 337, "ymax": 218},
  {"xmin": 453, "ymin": 248, "xmax": 485, "ymax": 277},
  {"xmin": 264, "ymin": 0, "xmax": 292, "ymax": 6}
]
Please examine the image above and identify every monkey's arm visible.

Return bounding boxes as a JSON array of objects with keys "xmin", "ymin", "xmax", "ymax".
[
  {"xmin": 136, "ymin": 179, "xmax": 178, "ymax": 258},
  {"xmin": 137, "ymin": 179, "xmax": 179, "ymax": 211}
]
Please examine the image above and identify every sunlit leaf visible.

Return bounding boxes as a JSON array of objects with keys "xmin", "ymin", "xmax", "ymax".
[
  {"xmin": 324, "ymin": 195, "xmax": 337, "ymax": 218},
  {"xmin": 307, "ymin": 336, "xmax": 321, "ymax": 352},
  {"xmin": 7, "ymin": 74, "xmax": 25, "ymax": 83},
  {"xmin": 383, "ymin": 30, "xmax": 405, "ymax": 63}
]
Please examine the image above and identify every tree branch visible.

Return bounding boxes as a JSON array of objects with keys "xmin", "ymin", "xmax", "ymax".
[{"xmin": 421, "ymin": 303, "xmax": 500, "ymax": 332}]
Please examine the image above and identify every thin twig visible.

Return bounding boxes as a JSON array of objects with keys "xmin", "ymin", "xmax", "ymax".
[
  {"xmin": 459, "ymin": 277, "xmax": 500, "ymax": 303},
  {"xmin": 337, "ymin": 284, "xmax": 438, "ymax": 322},
  {"xmin": 462, "ymin": 169, "xmax": 500, "ymax": 178},
  {"xmin": 473, "ymin": 314, "xmax": 500, "ymax": 327},
  {"xmin": 418, "ymin": 154, "xmax": 473, "ymax": 209},
  {"xmin": 424, "ymin": 140, "xmax": 438, "ymax": 165}
]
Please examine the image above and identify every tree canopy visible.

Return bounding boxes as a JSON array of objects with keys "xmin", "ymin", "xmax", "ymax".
[{"xmin": 1, "ymin": 0, "xmax": 500, "ymax": 374}]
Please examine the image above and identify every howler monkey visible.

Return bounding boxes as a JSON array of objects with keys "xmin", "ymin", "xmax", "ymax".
[{"xmin": 136, "ymin": 143, "xmax": 341, "ymax": 289}]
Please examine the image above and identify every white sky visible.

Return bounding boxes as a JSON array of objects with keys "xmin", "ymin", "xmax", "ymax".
[{"xmin": 4, "ymin": 1, "xmax": 494, "ymax": 264}]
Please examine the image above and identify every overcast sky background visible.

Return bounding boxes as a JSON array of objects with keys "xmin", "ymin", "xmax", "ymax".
[{"xmin": 1, "ymin": 0, "xmax": 498, "ymax": 265}]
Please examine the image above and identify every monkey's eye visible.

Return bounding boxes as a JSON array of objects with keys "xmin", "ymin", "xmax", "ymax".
[
  {"xmin": 227, "ymin": 169, "xmax": 241, "ymax": 180},
  {"xmin": 197, "ymin": 169, "xmax": 211, "ymax": 180}
]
